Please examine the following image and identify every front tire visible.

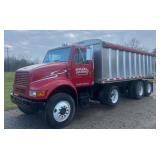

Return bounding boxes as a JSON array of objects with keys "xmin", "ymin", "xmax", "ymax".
[{"xmin": 45, "ymin": 93, "xmax": 75, "ymax": 129}]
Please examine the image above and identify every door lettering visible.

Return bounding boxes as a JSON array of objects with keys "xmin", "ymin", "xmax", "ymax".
[{"xmin": 76, "ymin": 68, "xmax": 89, "ymax": 75}]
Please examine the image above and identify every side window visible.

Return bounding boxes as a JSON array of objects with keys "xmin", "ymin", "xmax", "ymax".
[
  {"xmin": 73, "ymin": 50, "xmax": 79, "ymax": 63},
  {"xmin": 73, "ymin": 49, "xmax": 89, "ymax": 64},
  {"xmin": 79, "ymin": 50, "xmax": 86, "ymax": 62}
]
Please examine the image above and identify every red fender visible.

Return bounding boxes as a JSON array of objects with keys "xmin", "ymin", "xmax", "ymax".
[{"xmin": 29, "ymin": 78, "xmax": 78, "ymax": 103}]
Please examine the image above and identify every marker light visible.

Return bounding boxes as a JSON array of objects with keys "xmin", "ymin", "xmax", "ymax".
[{"xmin": 36, "ymin": 91, "xmax": 45, "ymax": 97}]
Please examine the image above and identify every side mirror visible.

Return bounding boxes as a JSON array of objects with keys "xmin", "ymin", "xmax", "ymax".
[{"xmin": 86, "ymin": 45, "xmax": 93, "ymax": 60}]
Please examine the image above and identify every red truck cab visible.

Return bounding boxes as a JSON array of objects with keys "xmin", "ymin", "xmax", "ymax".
[{"xmin": 11, "ymin": 45, "xmax": 94, "ymax": 128}]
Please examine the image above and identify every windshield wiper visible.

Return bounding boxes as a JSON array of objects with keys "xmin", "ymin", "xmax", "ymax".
[
  {"xmin": 45, "ymin": 60, "xmax": 51, "ymax": 63},
  {"xmin": 54, "ymin": 59, "xmax": 60, "ymax": 62}
]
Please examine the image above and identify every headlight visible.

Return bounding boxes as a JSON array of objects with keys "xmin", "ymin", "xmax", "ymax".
[
  {"xmin": 29, "ymin": 90, "xmax": 45, "ymax": 97},
  {"xmin": 29, "ymin": 90, "xmax": 37, "ymax": 97}
]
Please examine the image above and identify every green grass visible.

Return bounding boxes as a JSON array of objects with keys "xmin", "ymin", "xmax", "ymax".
[
  {"xmin": 143, "ymin": 75, "xmax": 156, "ymax": 83},
  {"xmin": 4, "ymin": 72, "xmax": 17, "ymax": 110}
]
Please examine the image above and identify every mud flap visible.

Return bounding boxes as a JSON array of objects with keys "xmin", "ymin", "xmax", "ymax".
[{"xmin": 151, "ymin": 82, "xmax": 153, "ymax": 92}]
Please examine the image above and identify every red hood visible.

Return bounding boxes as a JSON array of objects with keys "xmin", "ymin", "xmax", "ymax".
[
  {"xmin": 17, "ymin": 62, "xmax": 67, "ymax": 85},
  {"xmin": 17, "ymin": 62, "xmax": 63, "ymax": 72}
]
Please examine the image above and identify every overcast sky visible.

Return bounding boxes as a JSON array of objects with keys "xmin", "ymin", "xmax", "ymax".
[{"xmin": 4, "ymin": 30, "xmax": 156, "ymax": 62}]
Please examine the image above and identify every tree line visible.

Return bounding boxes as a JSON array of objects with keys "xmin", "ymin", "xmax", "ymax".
[
  {"xmin": 116, "ymin": 37, "xmax": 156, "ymax": 52},
  {"xmin": 4, "ymin": 55, "xmax": 40, "ymax": 72}
]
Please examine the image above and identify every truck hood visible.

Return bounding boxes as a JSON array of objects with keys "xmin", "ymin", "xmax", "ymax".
[
  {"xmin": 18, "ymin": 62, "xmax": 63, "ymax": 71},
  {"xmin": 17, "ymin": 62, "xmax": 67, "ymax": 85}
]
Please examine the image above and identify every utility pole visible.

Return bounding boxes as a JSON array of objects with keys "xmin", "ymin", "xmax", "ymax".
[{"xmin": 6, "ymin": 47, "xmax": 9, "ymax": 72}]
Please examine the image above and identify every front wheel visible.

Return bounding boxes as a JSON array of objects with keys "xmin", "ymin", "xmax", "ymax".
[{"xmin": 45, "ymin": 93, "xmax": 75, "ymax": 129}]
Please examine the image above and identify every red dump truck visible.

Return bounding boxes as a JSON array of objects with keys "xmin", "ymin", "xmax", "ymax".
[{"xmin": 10, "ymin": 39, "xmax": 156, "ymax": 128}]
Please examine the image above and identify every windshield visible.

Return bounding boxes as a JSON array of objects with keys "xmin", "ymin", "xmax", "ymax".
[{"xmin": 43, "ymin": 47, "xmax": 72, "ymax": 63}]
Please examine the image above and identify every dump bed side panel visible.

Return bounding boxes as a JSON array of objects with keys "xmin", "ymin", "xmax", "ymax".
[
  {"xmin": 93, "ymin": 44, "xmax": 102, "ymax": 82},
  {"xmin": 101, "ymin": 48, "xmax": 109, "ymax": 80},
  {"xmin": 100, "ymin": 47, "xmax": 155, "ymax": 84},
  {"xmin": 119, "ymin": 51, "xmax": 124, "ymax": 78}
]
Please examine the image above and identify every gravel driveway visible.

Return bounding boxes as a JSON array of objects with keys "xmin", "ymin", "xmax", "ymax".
[{"xmin": 4, "ymin": 83, "xmax": 156, "ymax": 129}]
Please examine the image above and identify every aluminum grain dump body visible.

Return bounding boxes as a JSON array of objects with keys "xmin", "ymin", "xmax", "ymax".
[{"xmin": 73, "ymin": 39, "xmax": 156, "ymax": 84}]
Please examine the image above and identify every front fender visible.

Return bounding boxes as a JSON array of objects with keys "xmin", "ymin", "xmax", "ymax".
[{"xmin": 29, "ymin": 78, "xmax": 78, "ymax": 101}]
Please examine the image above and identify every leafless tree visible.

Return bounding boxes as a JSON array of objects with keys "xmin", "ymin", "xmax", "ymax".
[
  {"xmin": 116, "ymin": 37, "xmax": 148, "ymax": 51},
  {"xmin": 34, "ymin": 57, "xmax": 40, "ymax": 64},
  {"xmin": 152, "ymin": 48, "xmax": 156, "ymax": 56}
]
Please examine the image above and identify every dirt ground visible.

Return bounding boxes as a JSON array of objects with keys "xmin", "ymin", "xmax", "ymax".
[{"xmin": 4, "ymin": 83, "xmax": 156, "ymax": 129}]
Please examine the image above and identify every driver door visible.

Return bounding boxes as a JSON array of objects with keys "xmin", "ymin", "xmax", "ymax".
[{"xmin": 72, "ymin": 48, "xmax": 94, "ymax": 87}]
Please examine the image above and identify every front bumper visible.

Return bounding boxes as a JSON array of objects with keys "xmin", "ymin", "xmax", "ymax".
[{"xmin": 10, "ymin": 93, "xmax": 45, "ymax": 113}]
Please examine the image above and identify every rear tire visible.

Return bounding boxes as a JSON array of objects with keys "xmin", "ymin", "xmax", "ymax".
[
  {"xmin": 144, "ymin": 80, "xmax": 152, "ymax": 96},
  {"xmin": 18, "ymin": 106, "xmax": 33, "ymax": 114},
  {"xmin": 45, "ymin": 93, "xmax": 75, "ymax": 129},
  {"xmin": 128, "ymin": 81, "xmax": 136, "ymax": 99},
  {"xmin": 133, "ymin": 81, "xmax": 144, "ymax": 100},
  {"xmin": 99, "ymin": 85, "xmax": 119, "ymax": 107}
]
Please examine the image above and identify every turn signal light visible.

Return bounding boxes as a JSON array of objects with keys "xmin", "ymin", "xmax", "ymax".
[
  {"xmin": 36, "ymin": 91, "xmax": 45, "ymax": 97},
  {"xmin": 29, "ymin": 90, "xmax": 46, "ymax": 97}
]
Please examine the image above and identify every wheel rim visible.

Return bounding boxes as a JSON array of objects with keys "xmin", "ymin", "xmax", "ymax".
[
  {"xmin": 53, "ymin": 101, "xmax": 71, "ymax": 122},
  {"xmin": 147, "ymin": 83, "xmax": 151, "ymax": 93},
  {"xmin": 110, "ymin": 89, "xmax": 118, "ymax": 103},
  {"xmin": 138, "ymin": 85, "xmax": 143, "ymax": 96}
]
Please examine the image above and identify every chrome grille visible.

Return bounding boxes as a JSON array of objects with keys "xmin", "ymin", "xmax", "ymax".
[{"xmin": 15, "ymin": 71, "xmax": 29, "ymax": 87}]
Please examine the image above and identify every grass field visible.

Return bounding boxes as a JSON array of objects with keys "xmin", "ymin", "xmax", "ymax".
[
  {"xmin": 4, "ymin": 72, "xmax": 17, "ymax": 110},
  {"xmin": 4, "ymin": 72, "xmax": 156, "ymax": 110},
  {"xmin": 143, "ymin": 75, "xmax": 156, "ymax": 83}
]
